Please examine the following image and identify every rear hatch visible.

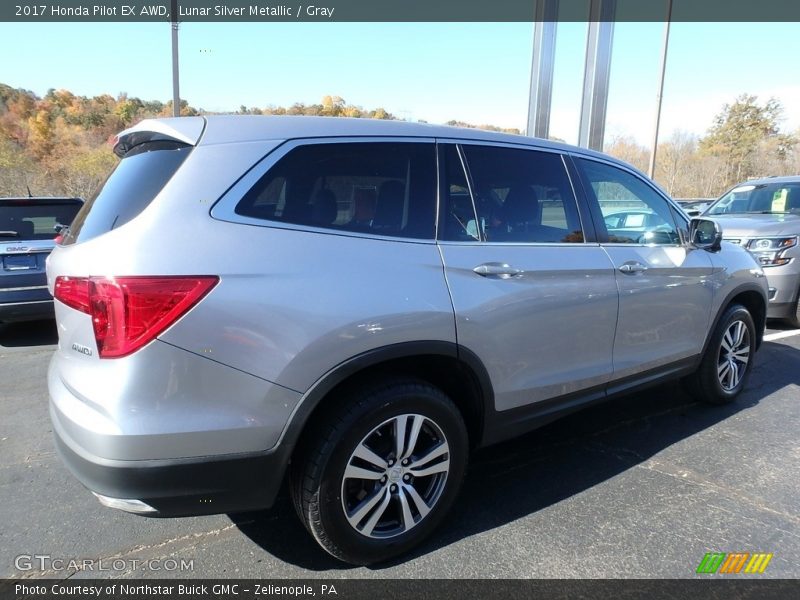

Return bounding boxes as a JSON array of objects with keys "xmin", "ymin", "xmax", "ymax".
[
  {"xmin": 47, "ymin": 117, "xmax": 211, "ymax": 359},
  {"xmin": 1, "ymin": 197, "xmax": 82, "ymax": 302}
]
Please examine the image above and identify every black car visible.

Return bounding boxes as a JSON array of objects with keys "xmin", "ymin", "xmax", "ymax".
[{"xmin": 0, "ymin": 197, "xmax": 83, "ymax": 323}]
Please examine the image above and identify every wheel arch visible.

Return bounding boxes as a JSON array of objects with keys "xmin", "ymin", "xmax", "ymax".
[
  {"xmin": 279, "ymin": 341, "xmax": 493, "ymax": 471},
  {"xmin": 704, "ymin": 284, "xmax": 767, "ymax": 354}
]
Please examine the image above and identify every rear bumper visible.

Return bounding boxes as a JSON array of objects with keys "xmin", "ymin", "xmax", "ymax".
[
  {"xmin": 53, "ymin": 413, "xmax": 288, "ymax": 517},
  {"xmin": 0, "ymin": 299, "xmax": 54, "ymax": 323}
]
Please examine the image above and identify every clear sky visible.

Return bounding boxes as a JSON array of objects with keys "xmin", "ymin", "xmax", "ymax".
[{"xmin": 0, "ymin": 21, "xmax": 797, "ymax": 147}]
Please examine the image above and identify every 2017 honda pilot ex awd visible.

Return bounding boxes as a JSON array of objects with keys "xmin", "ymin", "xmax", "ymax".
[{"xmin": 48, "ymin": 116, "xmax": 767, "ymax": 565}]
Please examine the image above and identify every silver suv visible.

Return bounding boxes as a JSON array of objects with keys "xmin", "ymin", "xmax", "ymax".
[
  {"xmin": 47, "ymin": 116, "xmax": 768, "ymax": 564},
  {"xmin": 704, "ymin": 176, "xmax": 800, "ymax": 327}
]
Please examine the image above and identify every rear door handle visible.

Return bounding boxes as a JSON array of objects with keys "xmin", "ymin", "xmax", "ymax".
[
  {"xmin": 618, "ymin": 262, "xmax": 648, "ymax": 274},
  {"xmin": 473, "ymin": 263, "xmax": 522, "ymax": 279}
]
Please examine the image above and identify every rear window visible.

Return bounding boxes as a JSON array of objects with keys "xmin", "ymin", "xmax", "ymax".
[
  {"xmin": 62, "ymin": 142, "xmax": 191, "ymax": 245},
  {"xmin": 0, "ymin": 200, "xmax": 82, "ymax": 241},
  {"xmin": 235, "ymin": 142, "xmax": 437, "ymax": 240}
]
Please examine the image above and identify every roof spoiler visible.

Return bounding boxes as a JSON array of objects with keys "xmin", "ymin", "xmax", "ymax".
[{"xmin": 113, "ymin": 117, "xmax": 206, "ymax": 158}]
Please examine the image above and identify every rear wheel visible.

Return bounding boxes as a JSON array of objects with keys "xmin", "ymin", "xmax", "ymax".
[
  {"xmin": 290, "ymin": 379, "xmax": 468, "ymax": 565},
  {"xmin": 684, "ymin": 304, "xmax": 756, "ymax": 405}
]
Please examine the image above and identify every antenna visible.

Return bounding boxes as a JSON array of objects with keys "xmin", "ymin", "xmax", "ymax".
[{"xmin": 26, "ymin": 184, "xmax": 33, "ymax": 198}]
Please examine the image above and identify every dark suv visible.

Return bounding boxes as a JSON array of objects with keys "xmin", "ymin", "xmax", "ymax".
[{"xmin": 0, "ymin": 197, "xmax": 82, "ymax": 323}]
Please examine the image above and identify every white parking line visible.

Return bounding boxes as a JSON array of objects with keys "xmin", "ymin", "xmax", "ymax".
[{"xmin": 763, "ymin": 329, "xmax": 800, "ymax": 342}]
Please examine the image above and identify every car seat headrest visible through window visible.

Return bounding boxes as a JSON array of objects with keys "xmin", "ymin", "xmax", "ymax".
[
  {"xmin": 311, "ymin": 189, "xmax": 338, "ymax": 226},
  {"xmin": 372, "ymin": 180, "xmax": 405, "ymax": 232}
]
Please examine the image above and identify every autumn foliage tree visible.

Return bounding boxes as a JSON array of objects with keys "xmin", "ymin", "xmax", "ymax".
[{"xmin": 3, "ymin": 84, "xmax": 798, "ymax": 201}]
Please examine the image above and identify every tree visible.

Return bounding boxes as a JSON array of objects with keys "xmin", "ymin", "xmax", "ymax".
[
  {"xmin": 604, "ymin": 135, "xmax": 648, "ymax": 173},
  {"xmin": 699, "ymin": 95, "xmax": 797, "ymax": 187},
  {"xmin": 655, "ymin": 131, "xmax": 698, "ymax": 197}
]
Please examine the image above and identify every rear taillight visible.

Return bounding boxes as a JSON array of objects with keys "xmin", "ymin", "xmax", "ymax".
[
  {"xmin": 54, "ymin": 276, "xmax": 91, "ymax": 313},
  {"xmin": 54, "ymin": 275, "xmax": 219, "ymax": 358}
]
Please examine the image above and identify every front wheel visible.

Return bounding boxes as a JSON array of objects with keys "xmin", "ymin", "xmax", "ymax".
[
  {"xmin": 684, "ymin": 304, "xmax": 756, "ymax": 405},
  {"xmin": 290, "ymin": 380, "xmax": 468, "ymax": 565}
]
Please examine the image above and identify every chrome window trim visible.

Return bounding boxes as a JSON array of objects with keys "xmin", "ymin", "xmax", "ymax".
[
  {"xmin": 0, "ymin": 285, "xmax": 49, "ymax": 292},
  {"xmin": 210, "ymin": 136, "xmax": 438, "ymax": 244},
  {"xmin": 0, "ymin": 300, "xmax": 52, "ymax": 306}
]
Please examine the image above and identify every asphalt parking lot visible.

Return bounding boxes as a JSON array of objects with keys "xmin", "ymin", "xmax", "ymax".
[{"xmin": 1, "ymin": 319, "xmax": 798, "ymax": 579}]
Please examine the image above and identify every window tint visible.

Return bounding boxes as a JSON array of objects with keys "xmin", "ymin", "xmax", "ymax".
[
  {"xmin": 236, "ymin": 142, "xmax": 437, "ymax": 240},
  {"xmin": 708, "ymin": 182, "xmax": 800, "ymax": 215},
  {"xmin": 0, "ymin": 200, "xmax": 82, "ymax": 241},
  {"xmin": 460, "ymin": 145, "xmax": 583, "ymax": 243},
  {"xmin": 63, "ymin": 142, "xmax": 191, "ymax": 245},
  {"xmin": 576, "ymin": 158, "xmax": 680, "ymax": 245}
]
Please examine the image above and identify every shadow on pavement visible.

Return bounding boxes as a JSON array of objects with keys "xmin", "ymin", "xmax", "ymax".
[
  {"xmin": 226, "ymin": 340, "xmax": 800, "ymax": 570},
  {"xmin": 0, "ymin": 319, "xmax": 58, "ymax": 348}
]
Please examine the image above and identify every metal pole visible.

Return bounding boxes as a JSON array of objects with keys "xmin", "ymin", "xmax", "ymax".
[
  {"xmin": 578, "ymin": 0, "xmax": 615, "ymax": 151},
  {"xmin": 526, "ymin": 0, "xmax": 559, "ymax": 139},
  {"xmin": 647, "ymin": 0, "xmax": 673, "ymax": 179},
  {"xmin": 171, "ymin": 0, "xmax": 180, "ymax": 117}
]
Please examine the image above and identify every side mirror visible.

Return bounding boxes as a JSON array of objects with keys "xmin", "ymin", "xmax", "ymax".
[{"xmin": 690, "ymin": 218, "xmax": 722, "ymax": 251}]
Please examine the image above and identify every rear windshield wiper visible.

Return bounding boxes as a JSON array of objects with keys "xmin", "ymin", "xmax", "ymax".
[
  {"xmin": 745, "ymin": 211, "xmax": 789, "ymax": 214},
  {"xmin": 0, "ymin": 230, "xmax": 20, "ymax": 237}
]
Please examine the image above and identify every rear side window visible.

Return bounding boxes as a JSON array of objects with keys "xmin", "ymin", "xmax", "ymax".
[
  {"xmin": 62, "ymin": 142, "xmax": 191, "ymax": 245},
  {"xmin": 457, "ymin": 145, "xmax": 583, "ymax": 243},
  {"xmin": 0, "ymin": 200, "xmax": 82, "ymax": 241},
  {"xmin": 235, "ymin": 142, "xmax": 437, "ymax": 240}
]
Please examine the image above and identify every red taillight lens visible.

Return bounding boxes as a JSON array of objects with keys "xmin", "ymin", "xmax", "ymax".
[
  {"xmin": 54, "ymin": 276, "xmax": 91, "ymax": 313},
  {"xmin": 54, "ymin": 275, "xmax": 218, "ymax": 358}
]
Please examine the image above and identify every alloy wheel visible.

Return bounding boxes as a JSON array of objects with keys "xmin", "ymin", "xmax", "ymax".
[
  {"xmin": 717, "ymin": 319, "xmax": 751, "ymax": 391},
  {"xmin": 340, "ymin": 414, "xmax": 450, "ymax": 539}
]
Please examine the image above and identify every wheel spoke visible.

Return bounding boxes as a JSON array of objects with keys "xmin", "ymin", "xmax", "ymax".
[
  {"xmin": 401, "ymin": 483, "xmax": 431, "ymax": 518},
  {"xmin": 732, "ymin": 348, "xmax": 749, "ymax": 363},
  {"xmin": 347, "ymin": 485, "xmax": 389, "ymax": 529},
  {"xmin": 722, "ymin": 331, "xmax": 733, "ymax": 352},
  {"xmin": 411, "ymin": 440, "xmax": 449, "ymax": 466},
  {"xmin": 730, "ymin": 361, "xmax": 741, "ymax": 388},
  {"xmin": 361, "ymin": 487, "xmax": 393, "ymax": 536},
  {"xmin": 352, "ymin": 442, "xmax": 388, "ymax": 471},
  {"xmin": 718, "ymin": 361, "xmax": 731, "ymax": 383},
  {"xmin": 344, "ymin": 463, "xmax": 384, "ymax": 481},
  {"xmin": 397, "ymin": 486, "xmax": 415, "ymax": 532},
  {"xmin": 393, "ymin": 416, "xmax": 407, "ymax": 459},
  {"xmin": 401, "ymin": 415, "xmax": 425, "ymax": 461},
  {"xmin": 410, "ymin": 457, "xmax": 450, "ymax": 478},
  {"xmin": 733, "ymin": 321, "xmax": 745, "ymax": 348}
]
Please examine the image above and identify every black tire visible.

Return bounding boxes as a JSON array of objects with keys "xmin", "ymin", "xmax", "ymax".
[
  {"xmin": 289, "ymin": 379, "xmax": 468, "ymax": 565},
  {"xmin": 684, "ymin": 304, "xmax": 756, "ymax": 405}
]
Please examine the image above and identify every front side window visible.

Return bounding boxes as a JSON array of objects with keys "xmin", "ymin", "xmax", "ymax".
[
  {"xmin": 235, "ymin": 142, "xmax": 437, "ymax": 240},
  {"xmin": 576, "ymin": 158, "xmax": 680, "ymax": 245},
  {"xmin": 458, "ymin": 145, "xmax": 583, "ymax": 243}
]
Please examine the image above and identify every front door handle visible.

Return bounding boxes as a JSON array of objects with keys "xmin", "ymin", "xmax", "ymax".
[
  {"xmin": 473, "ymin": 263, "xmax": 522, "ymax": 279},
  {"xmin": 618, "ymin": 261, "xmax": 648, "ymax": 275}
]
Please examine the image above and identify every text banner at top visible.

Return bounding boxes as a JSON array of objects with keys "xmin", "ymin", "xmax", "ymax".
[{"xmin": 3, "ymin": 0, "xmax": 800, "ymax": 22}]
